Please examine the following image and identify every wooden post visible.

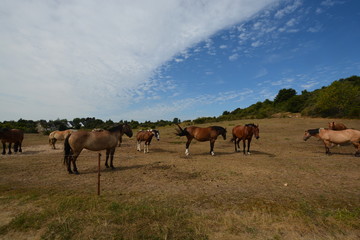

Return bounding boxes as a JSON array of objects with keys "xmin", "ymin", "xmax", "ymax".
[{"xmin": 97, "ymin": 153, "xmax": 101, "ymax": 196}]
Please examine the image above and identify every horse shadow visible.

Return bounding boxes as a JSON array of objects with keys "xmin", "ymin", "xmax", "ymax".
[
  {"xmin": 79, "ymin": 164, "xmax": 151, "ymax": 175},
  {"xmin": 149, "ymin": 147, "xmax": 177, "ymax": 154},
  {"xmin": 243, "ymin": 150, "xmax": 276, "ymax": 157}
]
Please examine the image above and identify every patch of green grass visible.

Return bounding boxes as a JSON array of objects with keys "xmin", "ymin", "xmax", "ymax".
[
  {"xmin": 0, "ymin": 211, "xmax": 48, "ymax": 234},
  {"xmin": 108, "ymin": 200, "xmax": 208, "ymax": 240}
]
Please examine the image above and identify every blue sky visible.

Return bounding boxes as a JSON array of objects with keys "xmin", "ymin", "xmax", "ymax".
[{"xmin": 1, "ymin": 0, "xmax": 359, "ymax": 122}]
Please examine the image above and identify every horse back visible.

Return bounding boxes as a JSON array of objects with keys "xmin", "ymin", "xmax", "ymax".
[
  {"xmin": 136, "ymin": 131, "xmax": 152, "ymax": 141},
  {"xmin": 0, "ymin": 129, "xmax": 24, "ymax": 143},
  {"xmin": 232, "ymin": 125, "xmax": 250, "ymax": 139},
  {"xmin": 188, "ymin": 126, "xmax": 217, "ymax": 141},
  {"xmin": 320, "ymin": 129, "xmax": 360, "ymax": 143},
  {"xmin": 69, "ymin": 130, "xmax": 118, "ymax": 151}
]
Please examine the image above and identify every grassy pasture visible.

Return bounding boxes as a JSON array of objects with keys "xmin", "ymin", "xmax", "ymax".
[{"xmin": 0, "ymin": 118, "xmax": 359, "ymax": 240}]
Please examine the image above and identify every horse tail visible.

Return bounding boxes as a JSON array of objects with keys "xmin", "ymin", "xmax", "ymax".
[
  {"xmin": 175, "ymin": 124, "xmax": 189, "ymax": 137},
  {"xmin": 64, "ymin": 134, "xmax": 72, "ymax": 165}
]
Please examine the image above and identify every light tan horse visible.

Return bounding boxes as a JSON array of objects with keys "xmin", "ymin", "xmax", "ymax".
[
  {"xmin": 0, "ymin": 128, "xmax": 24, "ymax": 155},
  {"xmin": 231, "ymin": 123, "xmax": 259, "ymax": 155},
  {"xmin": 176, "ymin": 125, "xmax": 226, "ymax": 156},
  {"xmin": 303, "ymin": 128, "xmax": 360, "ymax": 156},
  {"xmin": 136, "ymin": 129, "xmax": 160, "ymax": 153},
  {"xmin": 64, "ymin": 124, "xmax": 133, "ymax": 174},
  {"xmin": 49, "ymin": 130, "xmax": 75, "ymax": 149},
  {"xmin": 328, "ymin": 122, "xmax": 347, "ymax": 130}
]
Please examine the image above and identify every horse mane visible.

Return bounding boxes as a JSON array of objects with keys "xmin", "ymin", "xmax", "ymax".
[
  {"xmin": 210, "ymin": 126, "xmax": 226, "ymax": 133},
  {"xmin": 245, "ymin": 123, "xmax": 257, "ymax": 127},
  {"xmin": 307, "ymin": 128, "xmax": 320, "ymax": 135},
  {"xmin": 107, "ymin": 125, "xmax": 123, "ymax": 133}
]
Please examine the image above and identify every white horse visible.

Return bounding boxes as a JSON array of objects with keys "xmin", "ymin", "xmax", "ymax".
[{"xmin": 303, "ymin": 128, "xmax": 360, "ymax": 156}]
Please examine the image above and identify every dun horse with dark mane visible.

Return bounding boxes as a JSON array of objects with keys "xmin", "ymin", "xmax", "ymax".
[
  {"xmin": 64, "ymin": 124, "xmax": 133, "ymax": 174},
  {"xmin": 176, "ymin": 125, "xmax": 226, "ymax": 156},
  {"xmin": 0, "ymin": 128, "xmax": 24, "ymax": 155},
  {"xmin": 304, "ymin": 128, "xmax": 360, "ymax": 156},
  {"xmin": 231, "ymin": 123, "xmax": 260, "ymax": 154},
  {"xmin": 136, "ymin": 129, "xmax": 160, "ymax": 153}
]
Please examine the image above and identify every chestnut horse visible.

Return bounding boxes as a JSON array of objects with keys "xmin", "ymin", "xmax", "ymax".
[
  {"xmin": 231, "ymin": 124, "xmax": 259, "ymax": 155},
  {"xmin": 136, "ymin": 129, "xmax": 160, "ymax": 153},
  {"xmin": 49, "ymin": 129, "xmax": 75, "ymax": 149},
  {"xmin": 303, "ymin": 128, "xmax": 360, "ymax": 156},
  {"xmin": 176, "ymin": 125, "xmax": 226, "ymax": 156},
  {"xmin": 64, "ymin": 124, "xmax": 133, "ymax": 174},
  {"xmin": 328, "ymin": 122, "xmax": 347, "ymax": 130},
  {"xmin": 0, "ymin": 128, "xmax": 24, "ymax": 155}
]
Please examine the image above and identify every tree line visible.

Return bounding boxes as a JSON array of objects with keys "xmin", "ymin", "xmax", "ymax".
[
  {"xmin": 216, "ymin": 75, "xmax": 359, "ymax": 122},
  {"xmin": 1, "ymin": 76, "xmax": 359, "ymax": 133}
]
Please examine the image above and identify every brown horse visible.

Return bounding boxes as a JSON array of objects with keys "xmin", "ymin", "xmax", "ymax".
[
  {"xmin": 231, "ymin": 123, "xmax": 260, "ymax": 154},
  {"xmin": 49, "ymin": 129, "xmax": 75, "ymax": 149},
  {"xmin": 303, "ymin": 128, "xmax": 360, "ymax": 156},
  {"xmin": 136, "ymin": 129, "xmax": 160, "ymax": 153},
  {"xmin": 64, "ymin": 124, "xmax": 133, "ymax": 174},
  {"xmin": 0, "ymin": 128, "xmax": 24, "ymax": 155},
  {"xmin": 176, "ymin": 125, "xmax": 226, "ymax": 156},
  {"xmin": 328, "ymin": 122, "xmax": 347, "ymax": 130},
  {"xmin": 92, "ymin": 128, "xmax": 125, "ymax": 147}
]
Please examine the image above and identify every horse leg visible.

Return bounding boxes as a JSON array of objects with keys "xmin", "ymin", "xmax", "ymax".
[
  {"xmin": 13, "ymin": 142, "xmax": 18, "ymax": 153},
  {"xmin": 185, "ymin": 137, "xmax": 193, "ymax": 156},
  {"xmin": 105, "ymin": 149, "xmax": 111, "ymax": 168},
  {"xmin": 237, "ymin": 139, "xmax": 241, "ymax": 152},
  {"xmin": 52, "ymin": 139, "xmax": 57, "ymax": 149},
  {"xmin": 247, "ymin": 138, "xmax": 252, "ymax": 155},
  {"xmin": 109, "ymin": 148, "xmax": 116, "ymax": 169},
  {"xmin": 118, "ymin": 136, "xmax": 122, "ymax": 147},
  {"xmin": 234, "ymin": 138, "xmax": 238, "ymax": 152},
  {"xmin": 210, "ymin": 139, "xmax": 215, "ymax": 156},
  {"xmin": 137, "ymin": 141, "xmax": 141, "ymax": 151},
  {"xmin": 323, "ymin": 140, "xmax": 331, "ymax": 155},
  {"xmin": 18, "ymin": 141, "xmax": 22, "ymax": 153},
  {"xmin": 352, "ymin": 141, "xmax": 360, "ymax": 157},
  {"xmin": 2, "ymin": 142, "xmax": 5, "ymax": 155},
  {"xmin": 72, "ymin": 155, "xmax": 79, "ymax": 174},
  {"xmin": 243, "ymin": 139, "xmax": 246, "ymax": 155},
  {"xmin": 8, "ymin": 143, "xmax": 12, "ymax": 154}
]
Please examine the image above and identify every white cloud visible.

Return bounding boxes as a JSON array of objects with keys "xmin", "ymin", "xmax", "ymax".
[
  {"xmin": 229, "ymin": 53, "xmax": 239, "ymax": 61},
  {"xmin": 0, "ymin": 0, "xmax": 276, "ymax": 121},
  {"xmin": 274, "ymin": 0, "xmax": 302, "ymax": 19}
]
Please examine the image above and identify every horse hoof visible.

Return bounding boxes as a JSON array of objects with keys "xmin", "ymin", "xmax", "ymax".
[
  {"xmin": 74, "ymin": 171, "xmax": 79, "ymax": 175},
  {"xmin": 111, "ymin": 166, "xmax": 115, "ymax": 170},
  {"xmin": 210, "ymin": 152, "xmax": 215, "ymax": 156}
]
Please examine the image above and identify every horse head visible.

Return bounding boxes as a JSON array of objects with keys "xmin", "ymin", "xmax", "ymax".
[
  {"xmin": 303, "ymin": 129, "xmax": 319, "ymax": 141},
  {"xmin": 253, "ymin": 124, "xmax": 260, "ymax": 139},
  {"xmin": 221, "ymin": 127, "xmax": 227, "ymax": 140},
  {"xmin": 152, "ymin": 130, "xmax": 160, "ymax": 141},
  {"xmin": 123, "ymin": 124, "xmax": 133, "ymax": 138}
]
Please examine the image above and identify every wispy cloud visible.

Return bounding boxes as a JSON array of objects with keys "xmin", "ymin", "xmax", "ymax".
[{"xmin": 0, "ymin": 0, "xmax": 277, "ymax": 121}]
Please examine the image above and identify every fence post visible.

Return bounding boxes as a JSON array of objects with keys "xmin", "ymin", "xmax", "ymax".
[{"xmin": 98, "ymin": 153, "xmax": 101, "ymax": 196}]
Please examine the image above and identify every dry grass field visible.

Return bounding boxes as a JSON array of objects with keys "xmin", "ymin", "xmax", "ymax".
[{"xmin": 0, "ymin": 118, "xmax": 359, "ymax": 240}]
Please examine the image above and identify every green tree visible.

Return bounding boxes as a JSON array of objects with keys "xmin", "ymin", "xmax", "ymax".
[{"xmin": 274, "ymin": 88, "xmax": 297, "ymax": 104}]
